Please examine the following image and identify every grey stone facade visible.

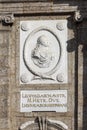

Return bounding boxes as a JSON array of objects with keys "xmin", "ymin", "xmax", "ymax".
[{"xmin": 0, "ymin": 0, "xmax": 87, "ymax": 130}]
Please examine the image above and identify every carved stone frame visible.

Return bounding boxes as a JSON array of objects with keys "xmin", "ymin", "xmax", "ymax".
[{"xmin": 0, "ymin": 3, "xmax": 84, "ymax": 130}]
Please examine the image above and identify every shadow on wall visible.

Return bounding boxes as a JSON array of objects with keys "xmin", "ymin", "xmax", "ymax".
[
  {"xmin": 67, "ymin": 11, "xmax": 87, "ymax": 130},
  {"xmin": 78, "ymin": 21, "xmax": 87, "ymax": 130},
  {"xmin": 67, "ymin": 16, "xmax": 79, "ymax": 130},
  {"xmin": 53, "ymin": 1, "xmax": 87, "ymax": 130},
  {"xmin": 67, "ymin": 9, "xmax": 87, "ymax": 130}
]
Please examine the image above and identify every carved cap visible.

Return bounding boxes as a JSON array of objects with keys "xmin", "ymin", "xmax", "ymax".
[{"xmin": 37, "ymin": 35, "xmax": 50, "ymax": 47}]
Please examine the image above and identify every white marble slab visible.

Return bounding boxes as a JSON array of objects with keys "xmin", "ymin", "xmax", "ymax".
[
  {"xmin": 20, "ymin": 20, "xmax": 68, "ymax": 84},
  {"xmin": 20, "ymin": 90, "xmax": 67, "ymax": 112}
]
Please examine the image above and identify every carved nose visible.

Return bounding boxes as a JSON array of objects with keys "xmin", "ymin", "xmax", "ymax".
[
  {"xmin": 34, "ymin": 50, "xmax": 40, "ymax": 59},
  {"xmin": 34, "ymin": 53, "xmax": 40, "ymax": 59}
]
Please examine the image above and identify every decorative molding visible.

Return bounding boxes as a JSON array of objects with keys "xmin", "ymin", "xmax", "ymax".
[
  {"xmin": 20, "ymin": 20, "xmax": 68, "ymax": 84},
  {"xmin": 74, "ymin": 11, "xmax": 83, "ymax": 22},
  {"xmin": 0, "ymin": 14, "xmax": 14, "ymax": 25},
  {"xmin": 0, "ymin": 2, "xmax": 78, "ymax": 15},
  {"xmin": 0, "ymin": 0, "xmax": 48, "ymax": 2},
  {"xmin": 19, "ymin": 117, "xmax": 68, "ymax": 130}
]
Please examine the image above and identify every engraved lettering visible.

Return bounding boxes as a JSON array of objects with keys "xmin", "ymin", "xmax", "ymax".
[{"xmin": 21, "ymin": 90, "xmax": 67, "ymax": 112}]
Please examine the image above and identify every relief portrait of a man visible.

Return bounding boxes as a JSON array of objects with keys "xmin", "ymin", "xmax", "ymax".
[{"xmin": 31, "ymin": 35, "xmax": 54, "ymax": 68}]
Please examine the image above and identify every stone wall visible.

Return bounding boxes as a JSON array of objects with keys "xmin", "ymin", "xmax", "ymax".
[{"xmin": 0, "ymin": 1, "xmax": 86, "ymax": 130}]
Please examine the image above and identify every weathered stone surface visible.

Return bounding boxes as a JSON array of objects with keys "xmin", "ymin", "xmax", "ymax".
[
  {"xmin": 0, "ymin": 85, "xmax": 8, "ymax": 95},
  {"xmin": 0, "ymin": 118, "xmax": 9, "ymax": 129},
  {"xmin": 0, "ymin": 96, "xmax": 8, "ymax": 118},
  {"xmin": 0, "ymin": 1, "xmax": 86, "ymax": 130}
]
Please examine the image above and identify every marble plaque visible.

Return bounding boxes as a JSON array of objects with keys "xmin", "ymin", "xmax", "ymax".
[
  {"xmin": 20, "ymin": 90, "xmax": 67, "ymax": 112},
  {"xmin": 20, "ymin": 20, "xmax": 68, "ymax": 84}
]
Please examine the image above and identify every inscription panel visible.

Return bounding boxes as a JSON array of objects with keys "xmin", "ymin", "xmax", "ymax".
[
  {"xmin": 20, "ymin": 90, "xmax": 67, "ymax": 112},
  {"xmin": 20, "ymin": 20, "xmax": 68, "ymax": 84}
]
